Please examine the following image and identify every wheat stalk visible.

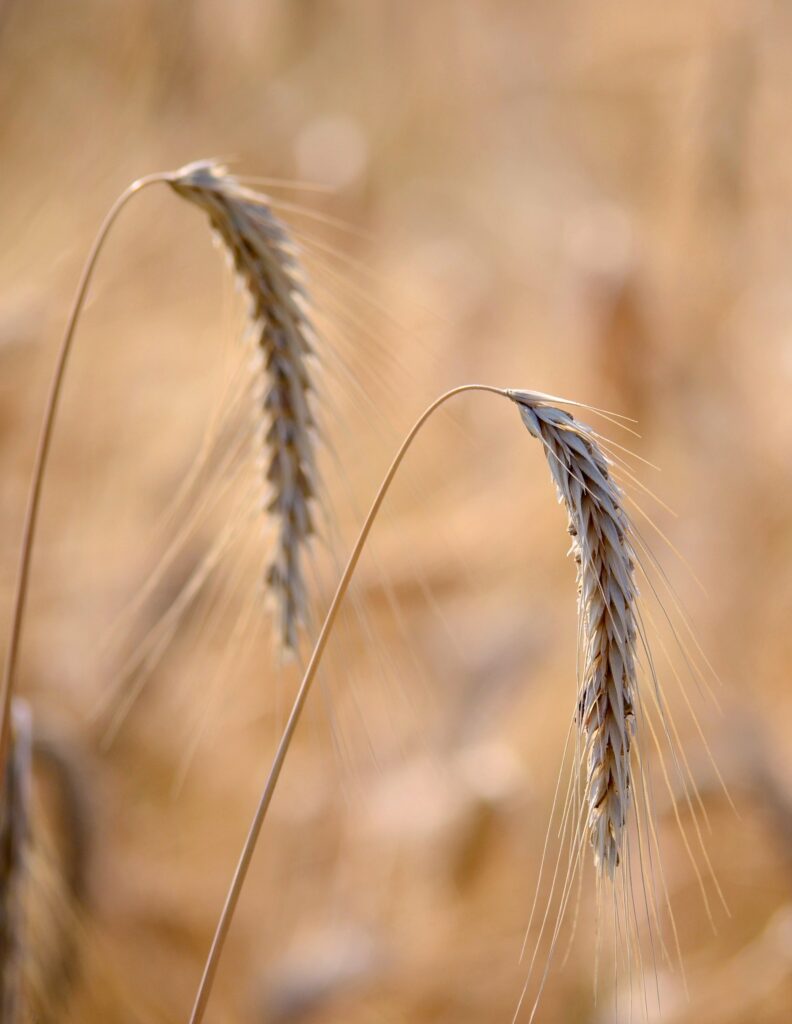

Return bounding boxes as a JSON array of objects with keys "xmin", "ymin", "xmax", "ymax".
[
  {"xmin": 0, "ymin": 173, "xmax": 169, "ymax": 778},
  {"xmin": 508, "ymin": 389, "xmax": 637, "ymax": 878},
  {"xmin": 0, "ymin": 162, "xmax": 320, "ymax": 779},
  {"xmin": 169, "ymin": 160, "xmax": 318, "ymax": 652},
  {"xmin": 187, "ymin": 384, "xmax": 642, "ymax": 1021},
  {"xmin": 0, "ymin": 162, "xmax": 318, "ymax": 1020}
]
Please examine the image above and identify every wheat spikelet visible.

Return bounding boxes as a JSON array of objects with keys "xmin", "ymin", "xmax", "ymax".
[
  {"xmin": 169, "ymin": 161, "xmax": 318, "ymax": 651},
  {"xmin": 508, "ymin": 390, "xmax": 637, "ymax": 877}
]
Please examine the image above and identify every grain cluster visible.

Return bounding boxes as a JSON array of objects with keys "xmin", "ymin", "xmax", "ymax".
[
  {"xmin": 170, "ymin": 161, "xmax": 318, "ymax": 651},
  {"xmin": 509, "ymin": 391, "xmax": 638, "ymax": 876}
]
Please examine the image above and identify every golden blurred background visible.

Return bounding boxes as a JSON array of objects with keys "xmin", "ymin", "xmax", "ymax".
[{"xmin": 2, "ymin": 2, "xmax": 792, "ymax": 1021}]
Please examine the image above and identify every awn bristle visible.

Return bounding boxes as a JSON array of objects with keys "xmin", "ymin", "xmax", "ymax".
[
  {"xmin": 509, "ymin": 391, "xmax": 637, "ymax": 877},
  {"xmin": 169, "ymin": 161, "xmax": 318, "ymax": 651}
]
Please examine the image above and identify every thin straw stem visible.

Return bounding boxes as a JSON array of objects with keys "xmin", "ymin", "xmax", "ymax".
[
  {"xmin": 0, "ymin": 173, "xmax": 170, "ymax": 778},
  {"xmin": 187, "ymin": 383, "xmax": 506, "ymax": 1024}
]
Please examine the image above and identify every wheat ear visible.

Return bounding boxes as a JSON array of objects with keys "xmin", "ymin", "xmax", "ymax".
[
  {"xmin": 0, "ymin": 701, "xmax": 32, "ymax": 1023},
  {"xmin": 508, "ymin": 389, "xmax": 637, "ymax": 878},
  {"xmin": 169, "ymin": 160, "xmax": 318, "ymax": 652},
  {"xmin": 186, "ymin": 384, "xmax": 642, "ymax": 1022}
]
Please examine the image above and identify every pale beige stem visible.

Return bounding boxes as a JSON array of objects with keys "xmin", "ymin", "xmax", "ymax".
[
  {"xmin": 187, "ymin": 383, "xmax": 507, "ymax": 1024},
  {"xmin": 0, "ymin": 173, "xmax": 171, "ymax": 778}
]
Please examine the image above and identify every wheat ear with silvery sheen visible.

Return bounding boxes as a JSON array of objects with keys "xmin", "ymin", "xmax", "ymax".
[
  {"xmin": 508, "ymin": 390, "xmax": 638, "ymax": 878},
  {"xmin": 169, "ymin": 161, "xmax": 318, "ymax": 652}
]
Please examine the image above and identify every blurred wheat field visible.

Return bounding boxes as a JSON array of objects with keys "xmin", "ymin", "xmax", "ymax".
[{"xmin": 2, "ymin": 2, "xmax": 792, "ymax": 1022}]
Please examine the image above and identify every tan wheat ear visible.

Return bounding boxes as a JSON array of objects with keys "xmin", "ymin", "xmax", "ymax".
[
  {"xmin": 169, "ymin": 160, "xmax": 319, "ymax": 653},
  {"xmin": 508, "ymin": 389, "xmax": 637, "ymax": 878},
  {"xmin": 0, "ymin": 701, "xmax": 32, "ymax": 1022}
]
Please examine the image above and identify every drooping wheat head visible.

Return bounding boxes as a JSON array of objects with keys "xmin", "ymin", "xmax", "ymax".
[
  {"xmin": 169, "ymin": 160, "xmax": 318, "ymax": 652},
  {"xmin": 508, "ymin": 391, "xmax": 637, "ymax": 877}
]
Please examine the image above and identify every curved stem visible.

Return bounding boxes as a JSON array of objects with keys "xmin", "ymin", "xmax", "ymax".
[
  {"xmin": 0, "ymin": 173, "xmax": 171, "ymax": 776},
  {"xmin": 187, "ymin": 382, "xmax": 507, "ymax": 1024}
]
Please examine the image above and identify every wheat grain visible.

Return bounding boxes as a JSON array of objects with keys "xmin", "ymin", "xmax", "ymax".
[
  {"xmin": 508, "ymin": 390, "xmax": 637, "ymax": 877},
  {"xmin": 169, "ymin": 160, "xmax": 318, "ymax": 652}
]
